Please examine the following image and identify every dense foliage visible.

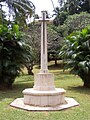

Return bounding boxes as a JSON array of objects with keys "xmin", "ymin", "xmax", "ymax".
[
  {"xmin": 60, "ymin": 27, "xmax": 90, "ymax": 88},
  {"xmin": 0, "ymin": 0, "xmax": 35, "ymax": 28},
  {"xmin": 54, "ymin": 0, "xmax": 90, "ymax": 26},
  {"xmin": 0, "ymin": 24, "xmax": 32, "ymax": 88},
  {"xmin": 53, "ymin": 7, "xmax": 68, "ymax": 26},
  {"xmin": 56, "ymin": 12, "xmax": 90, "ymax": 37}
]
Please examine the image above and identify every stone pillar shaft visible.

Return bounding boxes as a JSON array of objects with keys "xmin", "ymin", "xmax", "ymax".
[{"xmin": 40, "ymin": 11, "xmax": 48, "ymax": 73}]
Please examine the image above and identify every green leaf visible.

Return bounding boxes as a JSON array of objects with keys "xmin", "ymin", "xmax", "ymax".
[
  {"xmin": 13, "ymin": 24, "xmax": 19, "ymax": 33},
  {"xmin": 78, "ymin": 61, "xmax": 86, "ymax": 68},
  {"xmin": 72, "ymin": 54, "xmax": 77, "ymax": 59},
  {"xmin": 82, "ymin": 28, "xmax": 88, "ymax": 36}
]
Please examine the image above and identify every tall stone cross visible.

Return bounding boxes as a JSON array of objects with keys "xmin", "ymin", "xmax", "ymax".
[
  {"xmin": 39, "ymin": 11, "xmax": 50, "ymax": 73},
  {"xmin": 10, "ymin": 11, "xmax": 79, "ymax": 111}
]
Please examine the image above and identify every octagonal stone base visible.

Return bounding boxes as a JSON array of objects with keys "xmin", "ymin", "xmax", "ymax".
[
  {"xmin": 10, "ymin": 97, "xmax": 79, "ymax": 111},
  {"xmin": 10, "ymin": 72, "xmax": 79, "ymax": 111},
  {"xmin": 23, "ymin": 88, "xmax": 66, "ymax": 107}
]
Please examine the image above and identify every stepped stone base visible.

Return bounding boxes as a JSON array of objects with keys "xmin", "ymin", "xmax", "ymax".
[
  {"xmin": 23, "ymin": 88, "xmax": 66, "ymax": 107},
  {"xmin": 10, "ymin": 97, "xmax": 79, "ymax": 111},
  {"xmin": 10, "ymin": 73, "xmax": 79, "ymax": 111}
]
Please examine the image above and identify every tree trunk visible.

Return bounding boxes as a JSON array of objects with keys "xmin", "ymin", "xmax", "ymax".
[
  {"xmin": 0, "ymin": 81, "xmax": 13, "ymax": 90},
  {"xmin": 27, "ymin": 67, "xmax": 34, "ymax": 75},
  {"xmin": 83, "ymin": 79, "xmax": 90, "ymax": 88},
  {"xmin": 79, "ymin": 72, "xmax": 90, "ymax": 88},
  {"xmin": 25, "ymin": 64, "xmax": 34, "ymax": 75},
  {"xmin": 55, "ymin": 59, "xmax": 58, "ymax": 66}
]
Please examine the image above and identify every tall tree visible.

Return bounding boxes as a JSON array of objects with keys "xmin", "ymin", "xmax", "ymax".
[
  {"xmin": 0, "ymin": 0, "xmax": 35, "ymax": 26},
  {"xmin": 54, "ymin": 0, "xmax": 90, "ymax": 26},
  {"xmin": 24, "ymin": 23, "xmax": 63, "ymax": 68},
  {"xmin": 79, "ymin": 0, "xmax": 90, "ymax": 13},
  {"xmin": 53, "ymin": 7, "xmax": 68, "ymax": 26}
]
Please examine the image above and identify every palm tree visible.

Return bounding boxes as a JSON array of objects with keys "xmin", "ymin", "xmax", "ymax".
[{"xmin": 0, "ymin": 0, "xmax": 35, "ymax": 25}]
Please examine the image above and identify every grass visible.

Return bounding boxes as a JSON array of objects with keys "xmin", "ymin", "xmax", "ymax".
[{"xmin": 0, "ymin": 61, "xmax": 90, "ymax": 120}]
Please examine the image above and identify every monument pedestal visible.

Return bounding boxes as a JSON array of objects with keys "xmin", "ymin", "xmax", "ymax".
[
  {"xmin": 10, "ymin": 72, "xmax": 79, "ymax": 110},
  {"xmin": 34, "ymin": 73, "xmax": 55, "ymax": 91},
  {"xmin": 23, "ymin": 73, "xmax": 66, "ymax": 107}
]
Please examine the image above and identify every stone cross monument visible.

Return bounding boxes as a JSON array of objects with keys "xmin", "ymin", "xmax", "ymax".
[
  {"xmin": 23, "ymin": 11, "xmax": 66, "ymax": 106},
  {"xmin": 10, "ymin": 11, "xmax": 79, "ymax": 111}
]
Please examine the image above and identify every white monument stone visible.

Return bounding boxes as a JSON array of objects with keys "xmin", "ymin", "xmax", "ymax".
[{"xmin": 10, "ymin": 11, "xmax": 79, "ymax": 111}]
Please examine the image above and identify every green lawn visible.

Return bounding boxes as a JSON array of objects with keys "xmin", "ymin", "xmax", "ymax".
[{"xmin": 0, "ymin": 61, "xmax": 90, "ymax": 120}]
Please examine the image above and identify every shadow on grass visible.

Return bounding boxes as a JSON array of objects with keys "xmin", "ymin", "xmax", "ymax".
[
  {"xmin": 48, "ymin": 64, "xmax": 64, "ymax": 70},
  {"xmin": 0, "ymin": 75, "xmax": 34, "ymax": 101},
  {"xmin": 51, "ymin": 70, "xmax": 71, "ymax": 76},
  {"xmin": 67, "ymin": 86, "xmax": 90, "ymax": 95},
  {"xmin": 0, "ymin": 83, "xmax": 34, "ymax": 101},
  {"xmin": 34, "ymin": 63, "xmax": 64, "ymax": 70}
]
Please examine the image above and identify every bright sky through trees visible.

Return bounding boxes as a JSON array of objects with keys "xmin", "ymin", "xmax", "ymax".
[{"xmin": 31, "ymin": 0, "xmax": 59, "ymax": 16}]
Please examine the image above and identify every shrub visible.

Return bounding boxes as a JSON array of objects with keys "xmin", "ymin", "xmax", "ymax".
[
  {"xmin": 60, "ymin": 26, "xmax": 90, "ymax": 88},
  {"xmin": 0, "ymin": 24, "xmax": 31, "ymax": 88}
]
